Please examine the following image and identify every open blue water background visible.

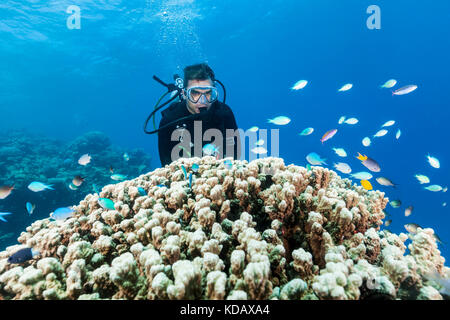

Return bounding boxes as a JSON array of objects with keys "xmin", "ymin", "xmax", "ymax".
[{"xmin": 1, "ymin": 1, "xmax": 449, "ymax": 259}]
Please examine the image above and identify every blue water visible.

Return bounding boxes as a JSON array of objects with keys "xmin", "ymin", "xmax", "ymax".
[{"xmin": 0, "ymin": 1, "xmax": 449, "ymax": 259}]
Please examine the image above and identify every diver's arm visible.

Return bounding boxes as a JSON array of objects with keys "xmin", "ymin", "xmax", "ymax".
[
  {"xmin": 223, "ymin": 107, "xmax": 241, "ymax": 160},
  {"xmin": 158, "ymin": 116, "xmax": 173, "ymax": 167}
]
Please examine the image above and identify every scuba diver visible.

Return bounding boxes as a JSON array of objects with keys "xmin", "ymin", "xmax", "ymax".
[{"xmin": 144, "ymin": 63, "xmax": 241, "ymax": 167}]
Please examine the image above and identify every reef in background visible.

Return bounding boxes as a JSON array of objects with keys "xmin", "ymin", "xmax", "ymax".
[
  {"xmin": 0, "ymin": 130, "xmax": 152, "ymax": 250},
  {"xmin": 0, "ymin": 157, "xmax": 448, "ymax": 300}
]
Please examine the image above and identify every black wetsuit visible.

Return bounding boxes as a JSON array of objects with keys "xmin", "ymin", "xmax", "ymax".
[{"xmin": 158, "ymin": 100, "xmax": 240, "ymax": 167}]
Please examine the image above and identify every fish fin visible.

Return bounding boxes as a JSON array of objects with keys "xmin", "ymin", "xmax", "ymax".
[{"xmin": 0, "ymin": 216, "xmax": 7, "ymax": 222}]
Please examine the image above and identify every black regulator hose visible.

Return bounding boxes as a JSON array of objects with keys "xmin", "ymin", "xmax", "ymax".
[{"xmin": 143, "ymin": 75, "xmax": 226, "ymax": 135}]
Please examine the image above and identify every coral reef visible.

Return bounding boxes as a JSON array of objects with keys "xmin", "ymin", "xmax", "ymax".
[
  {"xmin": 0, "ymin": 156, "xmax": 448, "ymax": 300},
  {"xmin": 0, "ymin": 130, "xmax": 152, "ymax": 250}
]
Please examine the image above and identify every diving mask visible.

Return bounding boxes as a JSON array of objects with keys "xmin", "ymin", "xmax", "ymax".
[{"xmin": 186, "ymin": 86, "xmax": 219, "ymax": 104}]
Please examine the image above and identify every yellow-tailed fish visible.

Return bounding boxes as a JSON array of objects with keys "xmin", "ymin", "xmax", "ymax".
[
  {"xmin": 356, "ymin": 153, "xmax": 381, "ymax": 172},
  {"xmin": 338, "ymin": 116, "xmax": 346, "ymax": 124}
]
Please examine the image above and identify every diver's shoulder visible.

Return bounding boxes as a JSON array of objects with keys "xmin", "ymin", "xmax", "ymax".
[
  {"xmin": 161, "ymin": 101, "xmax": 185, "ymax": 119},
  {"xmin": 215, "ymin": 101, "xmax": 234, "ymax": 114}
]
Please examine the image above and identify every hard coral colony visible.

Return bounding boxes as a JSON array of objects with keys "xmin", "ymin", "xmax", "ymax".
[{"xmin": 0, "ymin": 157, "xmax": 448, "ymax": 300}]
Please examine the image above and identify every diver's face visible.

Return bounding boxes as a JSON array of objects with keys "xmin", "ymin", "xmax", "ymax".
[{"xmin": 184, "ymin": 79, "xmax": 214, "ymax": 114}]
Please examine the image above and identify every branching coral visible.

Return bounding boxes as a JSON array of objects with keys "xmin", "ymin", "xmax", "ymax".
[{"xmin": 0, "ymin": 157, "xmax": 448, "ymax": 300}]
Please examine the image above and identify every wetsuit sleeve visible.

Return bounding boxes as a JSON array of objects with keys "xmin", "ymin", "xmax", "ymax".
[
  {"xmin": 222, "ymin": 106, "xmax": 241, "ymax": 160},
  {"xmin": 158, "ymin": 115, "xmax": 173, "ymax": 167}
]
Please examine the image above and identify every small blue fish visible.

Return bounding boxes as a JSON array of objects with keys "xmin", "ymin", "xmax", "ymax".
[
  {"xmin": 192, "ymin": 163, "xmax": 199, "ymax": 173},
  {"xmin": 68, "ymin": 183, "xmax": 78, "ymax": 191},
  {"xmin": 267, "ymin": 116, "xmax": 291, "ymax": 125},
  {"xmin": 92, "ymin": 184, "xmax": 100, "ymax": 195},
  {"xmin": 306, "ymin": 152, "xmax": 327, "ymax": 166},
  {"xmin": 123, "ymin": 153, "xmax": 130, "ymax": 161},
  {"xmin": 189, "ymin": 173, "xmax": 193, "ymax": 188},
  {"xmin": 26, "ymin": 202, "xmax": 35, "ymax": 215},
  {"xmin": 7, "ymin": 248, "xmax": 40, "ymax": 264},
  {"xmin": 0, "ymin": 212, "xmax": 13, "ymax": 222},
  {"xmin": 224, "ymin": 159, "xmax": 233, "ymax": 170},
  {"xmin": 180, "ymin": 165, "xmax": 188, "ymax": 179},
  {"xmin": 306, "ymin": 164, "xmax": 312, "ymax": 171},
  {"xmin": 98, "ymin": 198, "xmax": 115, "ymax": 210},
  {"xmin": 202, "ymin": 144, "xmax": 220, "ymax": 156},
  {"xmin": 111, "ymin": 174, "xmax": 127, "ymax": 181},
  {"xmin": 50, "ymin": 207, "xmax": 75, "ymax": 221},
  {"xmin": 156, "ymin": 184, "xmax": 166, "ymax": 188},
  {"xmin": 137, "ymin": 187, "xmax": 146, "ymax": 196},
  {"xmin": 351, "ymin": 171, "xmax": 373, "ymax": 180},
  {"xmin": 28, "ymin": 181, "xmax": 54, "ymax": 192}
]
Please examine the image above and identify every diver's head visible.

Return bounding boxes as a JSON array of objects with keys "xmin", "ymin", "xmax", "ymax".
[{"xmin": 182, "ymin": 63, "xmax": 218, "ymax": 114}]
